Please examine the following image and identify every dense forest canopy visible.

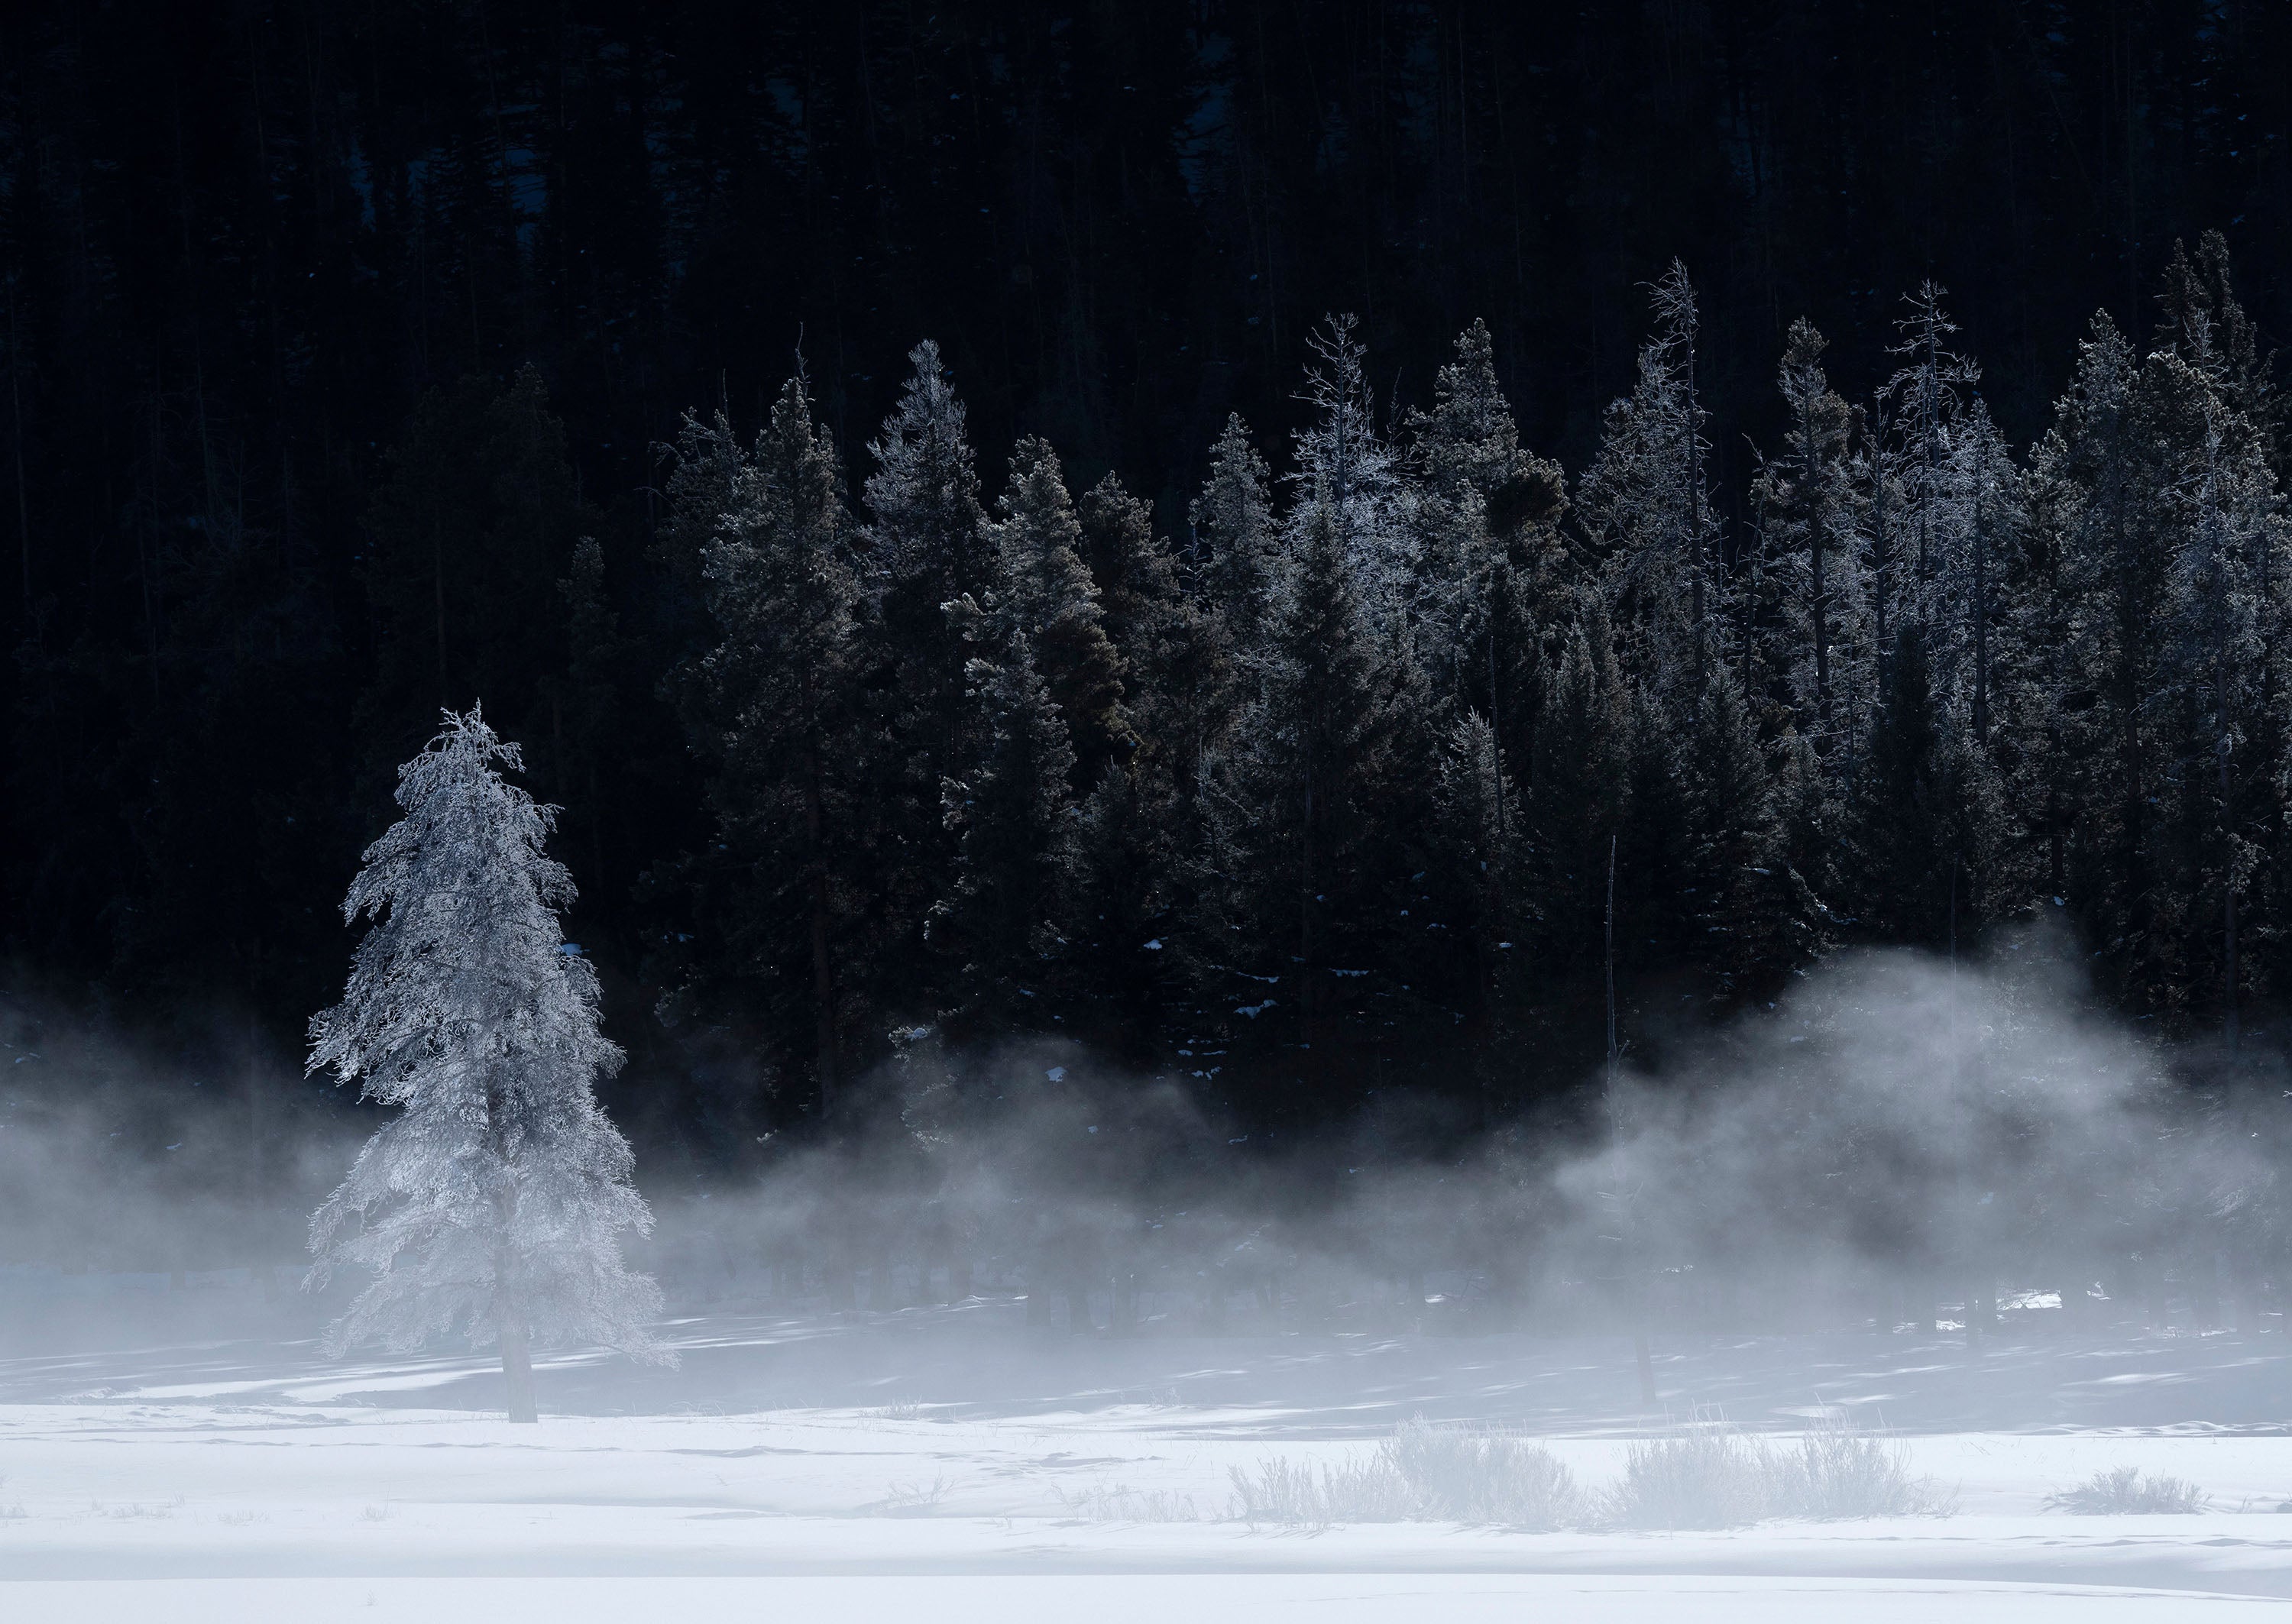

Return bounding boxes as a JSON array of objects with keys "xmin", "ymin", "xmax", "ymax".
[{"xmin": 8, "ymin": 1, "xmax": 2292, "ymax": 1176}]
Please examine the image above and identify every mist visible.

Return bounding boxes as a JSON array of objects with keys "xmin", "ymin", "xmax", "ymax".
[{"xmin": 10, "ymin": 936, "xmax": 2279, "ymax": 1361}]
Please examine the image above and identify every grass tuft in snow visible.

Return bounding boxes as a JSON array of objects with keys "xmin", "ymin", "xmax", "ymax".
[
  {"xmin": 1053, "ymin": 1483, "xmax": 1209, "ymax": 1522},
  {"xmin": 862, "ymin": 1474, "xmax": 953, "ymax": 1516},
  {"xmin": 2047, "ymin": 1465, "xmax": 2210, "ymax": 1515}
]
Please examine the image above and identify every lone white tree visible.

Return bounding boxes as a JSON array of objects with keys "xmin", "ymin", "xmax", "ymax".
[{"xmin": 306, "ymin": 708, "xmax": 668, "ymax": 1422}]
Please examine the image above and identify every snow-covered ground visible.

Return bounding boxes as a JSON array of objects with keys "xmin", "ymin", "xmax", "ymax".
[{"xmin": 5, "ymin": 1293, "xmax": 2291, "ymax": 1619}]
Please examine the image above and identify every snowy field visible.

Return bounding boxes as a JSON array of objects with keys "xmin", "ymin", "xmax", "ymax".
[{"xmin": 5, "ymin": 1292, "xmax": 2292, "ymax": 1619}]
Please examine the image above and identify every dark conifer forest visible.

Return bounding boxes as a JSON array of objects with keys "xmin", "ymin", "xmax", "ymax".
[{"xmin": 8, "ymin": 0, "xmax": 2292, "ymax": 1188}]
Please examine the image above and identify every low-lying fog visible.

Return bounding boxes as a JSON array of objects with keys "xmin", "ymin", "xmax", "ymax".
[{"xmin": 5, "ymin": 938, "xmax": 2287, "ymax": 1370}]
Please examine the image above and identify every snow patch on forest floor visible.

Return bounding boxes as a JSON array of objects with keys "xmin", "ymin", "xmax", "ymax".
[{"xmin": 5, "ymin": 1299, "xmax": 2292, "ymax": 1618}]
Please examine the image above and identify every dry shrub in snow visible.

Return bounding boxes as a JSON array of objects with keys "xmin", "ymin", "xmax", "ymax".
[
  {"xmin": 1232, "ymin": 1419, "xmax": 1580, "ymax": 1529},
  {"xmin": 2047, "ymin": 1466, "xmax": 2210, "ymax": 1515},
  {"xmin": 1605, "ymin": 1418, "xmax": 1773, "ymax": 1529},
  {"xmin": 1209, "ymin": 1414, "xmax": 1943, "ymax": 1530},
  {"xmin": 1382, "ymin": 1418, "xmax": 1582, "ymax": 1528},
  {"xmin": 1229, "ymin": 1454, "xmax": 1414, "ymax": 1528},
  {"xmin": 1606, "ymin": 1413, "xmax": 1947, "ymax": 1528},
  {"xmin": 1767, "ymin": 1414, "xmax": 1952, "ymax": 1519}
]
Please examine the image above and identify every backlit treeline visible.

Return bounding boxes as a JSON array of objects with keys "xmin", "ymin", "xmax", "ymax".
[{"xmin": 656, "ymin": 234, "xmax": 2289, "ymax": 1120}]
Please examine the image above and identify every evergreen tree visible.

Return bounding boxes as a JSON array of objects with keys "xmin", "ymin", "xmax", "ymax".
[
  {"xmin": 1939, "ymin": 399, "xmax": 2024, "ymax": 752},
  {"xmin": 1190, "ymin": 412, "xmax": 1278, "ymax": 651},
  {"xmin": 2147, "ymin": 364, "xmax": 2285, "ymax": 1040},
  {"xmin": 1581, "ymin": 262, "xmax": 1723, "ymax": 705},
  {"xmin": 1432, "ymin": 709, "xmax": 1528, "ymax": 1040},
  {"xmin": 1290, "ymin": 315, "xmax": 1411, "ymax": 632},
  {"xmin": 984, "ymin": 438, "xmax": 1128, "ymax": 791},
  {"xmin": 1752, "ymin": 319, "xmax": 1866, "ymax": 759},
  {"xmin": 1225, "ymin": 493, "xmax": 1408, "ymax": 1050},
  {"xmin": 306, "ymin": 710, "xmax": 667, "ymax": 1423},
  {"xmin": 861, "ymin": 341, "xmax": 995, "ymax": 995},
  {"xmin": 1409, "ymin": 318, "xmax": 1569, "ymax": 737},
  {"xmin": 1528, "ymin": 599, "xmax": 1633, "ymax": 971},
  {"xmin": 1850, "ymin": 629, "xmax": 1967, "ymax": 946},
  {"xmin": 657, "ymin": 409, "xmax": 753, "ymax": 603},
  {"xmin": 2152, "ymin": 240, "xmax": 2292, "ymax": 1021},
  {"xmin": 1885, "ymin": 284, "xmax": 1981, "ymax": 642},
  {"xmin": 2027, "ymin": 314, "xmax": 2153, "ymax": 964},
  {"xmin": 1616, "ymin": 676, "xmax": 1698, "ymax": 975},
  {"xmin": 1685, "ymin": 667, "xmax": 1815, "ymax": 1001},
  {"xmin": 1065, "ymin": 473, "xmax": 1228, "ymax": 1050},
  {"xmin": 2157, "ymin": 231, "xmax": 2281, "ymax": 478},
  {"xmin": 693, "ymin": 372, "xmax": 865, "ymax": 1118},
  {"xmin": 931, "ymin": 631, "xmax": 1079, "ymax": 1033},
  {"xmin": 1082, "ymin": 470, "xmax": 1225, "ymax": 779}
]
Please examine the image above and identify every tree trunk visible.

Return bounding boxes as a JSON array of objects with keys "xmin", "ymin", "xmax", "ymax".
[
  {"xmin": 1804, "ymin": 384, "xmax": 1830, "ymax": 736},
  {"xmin": 1299, "ymin": 739, "xmax": 1315, "ymax": 1048},
  {"xmin": 1971, "ymin": 440, "xmax": 1989, "ymax": 743},
  {"xmin": 2221, "ymin": 733, "xmax": 2239, "ymax": 1051},
  {"xmin": 8, "ymin": 284, "xmax": 27, "ymax": 617},
  {"xmin": 497, "ymin": 1293, "xmax": 537, "ymax": 1423},
  {"xmin": 804, "ymin": 687, "xmax": 838, "ymax": 1121},
  {"xmin": 1870, "ymin": 394, "xmax": 1890, "ymax": 698}
]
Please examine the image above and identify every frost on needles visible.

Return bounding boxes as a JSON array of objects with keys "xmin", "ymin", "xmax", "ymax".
[{"xmin": 305, "ymin": 707, "xmax": 671, "ymax": 1421}]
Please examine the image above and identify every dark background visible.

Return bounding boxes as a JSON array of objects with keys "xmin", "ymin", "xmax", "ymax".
[{"xmin": 5, "ymin": 0, "xmax": 2287, "ymax": 1172}]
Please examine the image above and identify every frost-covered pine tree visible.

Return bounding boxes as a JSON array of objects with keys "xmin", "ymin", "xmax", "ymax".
[
  {"xmin": 1288, "ymin": 314, "xmax": 1412, "ymax": 633},
  {"xmin": 1432, "ymin": 709, "xmax": 1525, "ymax": 1034},
  {"xmin": 1223, "ymin": 492, "xmax": 1411, "ymax": 1049},
  {"xmin": 306, "ymin": 709, "xmax": 668, "ymax": 1422},
  {"xmin": 696, "ymin": 369, "xmax": 864, "ymax": 1120},
  {"xmin": 1409, "ymin": 319, "xmax": 1568, "ymax": 726},
  {"xmin": 2150, "ymin": 368, "xmax": 2284, "ymax": 1042},
  {"xmin": 1190, "ymin": 412, "xmax": 1277, "ymax": 652},
  {"xmin": 929, "ymin": 629, "xmax": 1079, "ymax": 1031},
  {"xmin": 986, "ymin": 436, "xmax": 1128, "ymax": 789},
  {"xmin": 1751, "ymin": 318, "xmax": 1866, "ymax": 759},
  {"xmin": 861, "ymin": 341, "xmax": 995, "ymax": 972},
  {"xmin": 1884, "ymin": 283, "xmax": 1981, "ymax": 637},
  {"xmin": 1581, "ymin": 261, "xmax": 1725, "ymax": 706}
]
